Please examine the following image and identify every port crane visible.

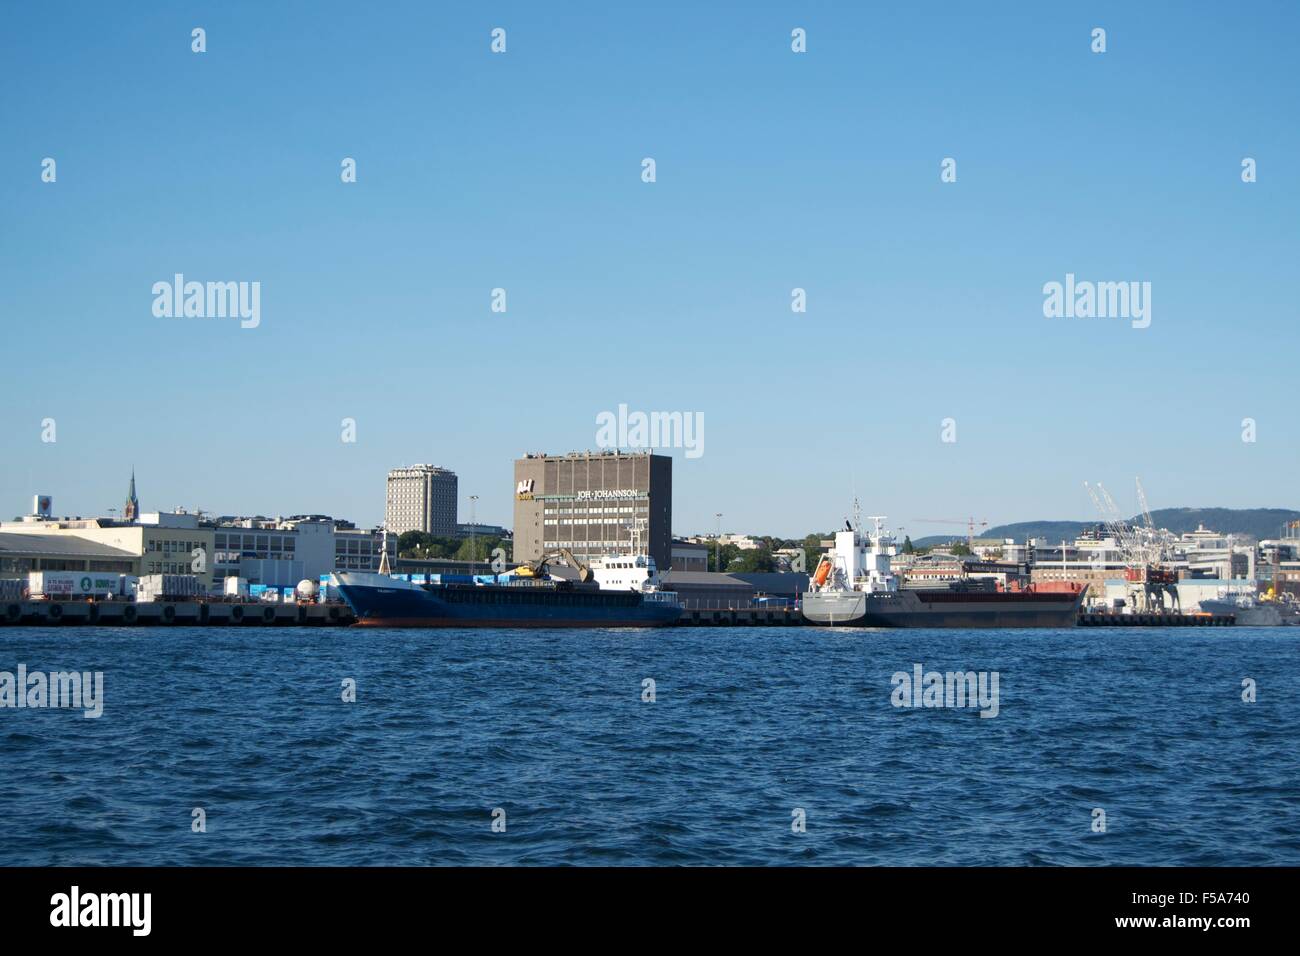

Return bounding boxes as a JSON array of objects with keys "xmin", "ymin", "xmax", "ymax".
[
  {"xmin": 1084, "ymin": 479, "xmax": 1178, "ymax": 611},
  {"xmin": 911, "ymin": 517, "xmax": 988, "ymax": 551}
]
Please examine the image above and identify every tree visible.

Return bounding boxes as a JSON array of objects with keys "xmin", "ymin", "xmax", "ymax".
[
  {"xmin": 951, "ymin": 541, "xmax": 972, "ymax": 556},
  {"xmin": 802, "ymin": 533, "xmax": 826, "ymax": 573},
  {"xmin": 456, "ymin": 536, "xmax": 502, "ymax": 565},
  {"xmin": 731, "ymin": 546, "xmax": 775, "ymax": 573},
  {"xmin": 397, "ymin": 531, "xmax": 433, "ymax": 556},
  {"xmin": 902, "ymin": 535, "xmax": 915, "ymax": 554},
  {"xmin": 710, "ymin": 543, "xmax": 741, "ymax": 573}
]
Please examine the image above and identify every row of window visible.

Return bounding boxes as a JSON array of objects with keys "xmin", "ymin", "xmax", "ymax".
[
  {"xmin": 148, "ymin": 538, "xmax": 203, "ymax": 554},
  {"xmin": 544, "ymin": 519, "xmax": 638, "ymax": 527},
  {"xmin": 213, "ymin": 533, "xmax": 297, "ymax": 551},
  {"xmin": 213, "ymin": 551, "xmax": 294, "ymax": 564}
]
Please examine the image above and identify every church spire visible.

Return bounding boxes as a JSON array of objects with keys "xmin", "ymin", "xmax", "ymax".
[{"xmin": 123, "ymin": 468, "xmax": 139, "ymax": 522}]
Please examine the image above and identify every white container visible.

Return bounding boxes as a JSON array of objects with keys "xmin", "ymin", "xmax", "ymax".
[
  {"xmin": 136, "ymin": 573, "xmax": 202, "ymax": 602},
  {"xmin": 223, "ymin": 576, "xmax": 250, "ymax": 598},
  {"xmin": 28, "ymin": 571, "xmax": 126, "ymax": 598}
]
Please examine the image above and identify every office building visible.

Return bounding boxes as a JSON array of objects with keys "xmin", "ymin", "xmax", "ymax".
[
  {"xmin": 513, "ymin": 450, "xmax": 671, "ymax": 569},
  {"xmin": 385, "ymin": 465, "xmax": 458, "ymax": 536}
]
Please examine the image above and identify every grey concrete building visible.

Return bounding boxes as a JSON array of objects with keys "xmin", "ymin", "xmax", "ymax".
[
  {"xmin": 513, "ymin": 450, "xmax": 671, "ymax": 569},
  {"xmin": 385, "ymin": 465, "xmax": 458, "ymax": 536}
]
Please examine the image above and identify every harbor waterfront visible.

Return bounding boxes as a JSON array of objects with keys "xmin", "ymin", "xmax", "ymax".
[
  {"xmin": 1, "ymin": 624, "xmax": 1296, "ymax": 866},
  {"xmin": 0, "ymin": 601, "xmax": 1238, "ymax": 627}
]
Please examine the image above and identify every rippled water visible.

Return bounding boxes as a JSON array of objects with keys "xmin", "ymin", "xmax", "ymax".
[{"xmin": 2, "ymin": 625, "xmax": 1297, "ymax": 865}]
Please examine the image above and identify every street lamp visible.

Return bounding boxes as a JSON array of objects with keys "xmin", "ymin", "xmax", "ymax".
[
  {"xmin": 715, "ymin": 512, "xmax": 723, "ymax": 572},
  {"xmin": 469, "ymin": 495, "xmax": 479, "ymax": 571}
]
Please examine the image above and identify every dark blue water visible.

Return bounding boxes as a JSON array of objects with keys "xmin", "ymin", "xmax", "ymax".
[{"xmin": 2, "ymin": 625, "xmax": 1297, "ymax": 866}]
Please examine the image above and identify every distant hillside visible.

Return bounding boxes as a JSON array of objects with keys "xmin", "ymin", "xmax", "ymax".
[{"xmin": 966, "ymin": 508, "xmax": 1300, "ymax": 545}]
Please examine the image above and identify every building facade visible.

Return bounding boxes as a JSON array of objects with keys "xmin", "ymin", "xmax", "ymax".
[
  {"xmin": 0, "ymin": 512, "xmax": 216, "ymax": 589},
  {"xmin": 513, "ymin": 450, "xmax": 671, "ymax": 569},
  {"xmin": 385, "ymin": 465, "xmax": 458, "ymax": 536},
  {"xmin": 211, "ymin": 517, "xmax": 394, "ymax": 587},
  {"xmin": 671, "ymin": 540, "xmax": 710, "ymax": 571}
]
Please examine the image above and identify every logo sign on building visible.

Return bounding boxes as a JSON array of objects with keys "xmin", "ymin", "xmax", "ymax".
[
  {"xmin": 575, "ymin": 489, "xmax": 640, "ymax": 501},
  {"xmin": 516, "ymin": 479, "xmax": 535, "ymax": 500},
  {"xmin": 33, "ymin": 495, "xmax": 53, "ymax": 517}
]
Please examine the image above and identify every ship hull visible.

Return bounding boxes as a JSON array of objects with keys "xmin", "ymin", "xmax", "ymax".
[
  {"xmin": 335, "ymin": 578, "xmax": 682, "ymax": 628},
  {"xmin": 802, "ymin": 588, "xmax": 1083, "ymax": 628},
  {"xmin": 1197, "ymin": 599, "xmax": 1298, "ymax": 626}
]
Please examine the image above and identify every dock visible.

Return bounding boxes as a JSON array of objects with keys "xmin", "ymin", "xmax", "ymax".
[
  {"xmin": 1077, "ymin": 611, "xmax": 1234, "ymax": 627},
  {"xmin": 675, "ymin": 607, "xmax": 804, "ymax": 626},
  {"xmin": 1, "ymin": 601, "xmax": 1239, "ymax": 628},
  {"xmin": 1, "ymin": 600, "xmax": 356, "ymax": 627}
]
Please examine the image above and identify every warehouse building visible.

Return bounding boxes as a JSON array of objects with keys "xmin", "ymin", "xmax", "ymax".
[
  {"xmin": 0, "ymin": 532, "xmax": 139, "ymax": 577},
  {"xmin": 0, "ymin": 512, "xmax": 215, "ymax": 588}
]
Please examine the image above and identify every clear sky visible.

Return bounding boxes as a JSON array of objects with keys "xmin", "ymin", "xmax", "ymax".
[{"xmin": 2, "ymin": 1, "xmax": 1297, "ymax": 538}]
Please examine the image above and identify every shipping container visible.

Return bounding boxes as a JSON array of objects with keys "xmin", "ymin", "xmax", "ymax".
[
  {"xmin": 136, "ymin": 573, "xmax": 202, "ymax": 602},
  {"xmin": 223, "ymin": 577, "xmax": 250, "ymax": 598}
]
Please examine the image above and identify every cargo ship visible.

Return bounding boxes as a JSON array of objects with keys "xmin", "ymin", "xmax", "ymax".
[
  {"xmin": 332, "ymin": 546, "xmax": 682, "ymax": 628},
  {"xmin": 1197, "ymin": 589, "xmax": 1300, "ymax": 626},
  {"xmin": 802, "ymin": 510, "xmax": 1084, "ymax": 628}
]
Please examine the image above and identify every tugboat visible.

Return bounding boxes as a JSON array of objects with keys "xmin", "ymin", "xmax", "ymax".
[
  {"xmin": 801, "ymin": 506, "xmax": 1084, "ymax": 628},
  {"xmin": 332, "ymin": 534, "xmax": 682, "ymax": 628}
]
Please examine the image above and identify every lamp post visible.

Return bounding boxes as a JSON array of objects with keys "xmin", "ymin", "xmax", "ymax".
[
  {"xmin": 715, "ymin": 512, "xmax": 723, "ymax": 572},
  {"xmin": 468, "ymin": 495, "xmax": 479, "ymax": 572}
]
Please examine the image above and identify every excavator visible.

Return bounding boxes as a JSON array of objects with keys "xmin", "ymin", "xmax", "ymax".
[{"xmin": 512, "ymin": 548, "xmax": 594, "ymax": 583}]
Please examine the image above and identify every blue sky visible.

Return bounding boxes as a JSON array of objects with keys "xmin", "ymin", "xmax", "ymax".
[{"xmin": 2, "ymin": 1, "xmax": 1297, "ymax": 538}]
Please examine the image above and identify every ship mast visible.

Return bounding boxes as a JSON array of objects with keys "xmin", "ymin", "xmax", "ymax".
[{"xmin": 378, "ymin": 527, "xmax": 392, "ymax": 575}]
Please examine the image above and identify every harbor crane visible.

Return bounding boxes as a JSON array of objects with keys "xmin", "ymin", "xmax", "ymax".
[
  {"xmin": 912, "ymin": 517, "xmax": 989, "ymax": 551},
  {"xmin": 1084, "ymin": 479, "xmax": 1178, "ymax": 612}
]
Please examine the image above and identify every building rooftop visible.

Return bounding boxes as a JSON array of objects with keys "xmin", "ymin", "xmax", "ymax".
[
  {"xmin": 0, "ymin": 532, "xmax": 138, "ymax": 559},
  {"xmin": 520, "ymin": 449, "xmax": 660, "ymax": 460}
]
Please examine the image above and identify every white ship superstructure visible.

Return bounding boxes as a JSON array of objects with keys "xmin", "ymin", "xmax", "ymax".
[{"xmin": 802, "ymin": 501, "xmax": 1084, "ymax": 628}]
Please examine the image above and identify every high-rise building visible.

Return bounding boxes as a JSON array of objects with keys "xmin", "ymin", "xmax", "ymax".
[
  {"xmin": 385, "ymin": 465, "xmax": 458, "ymax": 536},
  {"xmin": 513, "ymin": 450, "xmax": 671, "ymax": 569}
]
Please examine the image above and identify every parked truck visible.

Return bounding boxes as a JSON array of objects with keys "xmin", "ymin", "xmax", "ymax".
[
  {"xmin": 135, "ymin": 573, "xmax": 202, "ymax": 603},
  {"xmin": 28, "ymin": 571, "xmax": 135, "ymax": 599}
]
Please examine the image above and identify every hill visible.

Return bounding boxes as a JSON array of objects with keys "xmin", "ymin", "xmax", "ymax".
[{"xmin": 959, "ymin": 508, "xmax": 1300, "ymax": 545}]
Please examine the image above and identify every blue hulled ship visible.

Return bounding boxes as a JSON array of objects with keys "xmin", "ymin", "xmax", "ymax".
[{"xmin": 332, "ymin": 548, "xmax": 682, "ymax": 628}]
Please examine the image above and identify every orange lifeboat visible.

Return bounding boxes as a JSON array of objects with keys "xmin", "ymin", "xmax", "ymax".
[{"xmin": 813, "ymin": 558, "xmax": 832, "ymax": 587}]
